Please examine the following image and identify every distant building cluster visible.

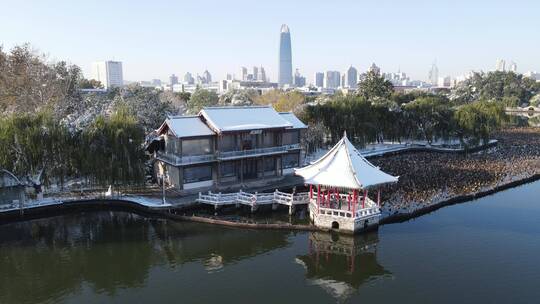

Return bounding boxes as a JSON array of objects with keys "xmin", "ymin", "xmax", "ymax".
[
  {"xmin": 237, "ymin": 66, "xmax": 267, "ymax": 82},
  {"xmin": 88, "ymin": 26, "xmax": 538, "ymax": 96},
  {"xmin": 495, "ymin": 59, "xmax": 517, "ymax": 73}
]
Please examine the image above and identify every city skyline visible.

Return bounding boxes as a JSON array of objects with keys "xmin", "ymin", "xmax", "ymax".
[{"xmin": 2, "ymin": 0, "xmax": 539, "ymax": 83}]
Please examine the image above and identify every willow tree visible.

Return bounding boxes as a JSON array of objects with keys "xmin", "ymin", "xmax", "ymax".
[
  {"xmin": 0, "ymin": 111, "xmax": 73, "ymax": 186},
  {"xmin": 454, "ymin": 100, "xmax": 505, "ymax": 147},
  {"xmin": 402, "ymin": 97, "xmax": 455, "ymax": 143},
  {"xmin": 80, "ymin": 106, "xmax": 145, "ymax": 187}
]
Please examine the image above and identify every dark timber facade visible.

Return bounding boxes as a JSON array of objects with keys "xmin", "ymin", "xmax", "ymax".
[{"xmin": 149, "ymin": 106, "xmax": 307, "ymax": 192}]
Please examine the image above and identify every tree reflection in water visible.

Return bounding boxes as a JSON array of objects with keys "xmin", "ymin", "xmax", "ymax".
[
  {"xmin": 0, "ymin": 211, "xmax": 291, "ymax": 304},
  {"xmin": 0, "ymin": 210, "xmax": 392, "ymax": 304},
  {"xmin": 296, "ymin": 231, "xmax": 392, "ymax": 301}
]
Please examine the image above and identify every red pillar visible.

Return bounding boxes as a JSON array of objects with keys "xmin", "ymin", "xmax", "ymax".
[
  {"xmin": 309, "ymin": 184, "xmax": 313, "ymax": 199},
  {"xmin": 317, "ymin": 185, "xmax": 321, "ymax": 213},
  {"xmin": 352, "ymin": 190, "xmax": 356, "ymax": 214},
  {"xmin": 362, "ymin": 189, "xmax": 368, "ymax": 209},
  {"xmin": 377, "ymin": 189, "xmax": 381, "ymax": 206},
  {"xmin": 327, "ymin": 190, "xmax": 330, "ymax": 207}
]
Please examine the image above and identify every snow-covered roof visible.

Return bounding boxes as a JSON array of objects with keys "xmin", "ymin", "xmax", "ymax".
[
  {"xmin": 157, "ymin": 116, "xmax": 215, "ymax": 138},
  {"xmin": 279, "ymin": 112, "xmax": 307, "ymax": 129},
  {"xmin": 295, "ymin": 133, "xmax": 398, "ymax": 189},
  {"xmin": 199, "ymin": 106, "xmax": 293, "ymax": 133}
]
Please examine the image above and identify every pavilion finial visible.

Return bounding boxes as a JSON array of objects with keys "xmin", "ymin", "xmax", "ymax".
[{"xmin": 343, "ymin": 130, "xmax": 347, "ymax": 138}]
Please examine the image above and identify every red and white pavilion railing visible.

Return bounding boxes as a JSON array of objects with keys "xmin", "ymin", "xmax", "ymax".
[{"xmin": 307, "ymin": 184, "xmax": 382, "ymax": 220}]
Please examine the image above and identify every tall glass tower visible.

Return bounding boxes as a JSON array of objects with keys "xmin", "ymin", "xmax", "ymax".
[{"xmin": 278, "ymin": 24, "xmax": 292, "ymax": 87}]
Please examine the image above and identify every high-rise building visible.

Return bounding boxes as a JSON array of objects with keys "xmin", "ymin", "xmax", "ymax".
[
  {"xmin": 252, "ymin": 66, "xmax": 259, "ymax": 81},
  {"xmin": 152, "ymin": 79, "xmax": 162, "ymax": 86},
  {"xmin": 428, "ymin": 62, "xmax": 439, "ymax": 86},
  {"xmin": 496, "ymin": 59, "xmax": 506, "ymax": 71},
  {"xmin": 324, "ymin": 71, "xmax": 341, "ymax": 89},
  {"xmin": 383, "ymin": 71, "xmax": 410, "ymax": 86},
  {"xmin": 344, "ymin": 66, "xmax": 358, "ymax": 88},
  {"xmin": 509, "ymin": 61, "xmax": 517, "ymax": 73},
  {"xmin": 91, "ymin": 60, "xmax": 123, "ymax": 89},
  {"xmin": 258, "ymin": 66, "xmax": 267, "ymax": 82},
  {"xmin": 184, "ymin": 72, "xmax": 195, "ymax": 85},
  {"xmin": 202, "ymin": 70, "xmax": 212, "ymax": 83},
  {"xmin": 169, "ymin": 74, "xmax": 178, "ymax": 86},
  {"xmin": 293, "ymin": 69, "xmax": 306, "ymax": 87},
  {"xmin": 368, "ymin": 63, "xmax": 380, "ymax": 75},
  {"xmin": 239, "ymin": 67, "xmax": 248, "ymax": 81},
  {"xmin": 278, "ymin": 24, "xmax": 293, "ymax": 87},
  {"xmin": 314, "ymin": 72, "xmax": 324, "ymax": 88},
  {"xmin": 438, "ymin": 76, "xmax": 452, "ymax": 88}
]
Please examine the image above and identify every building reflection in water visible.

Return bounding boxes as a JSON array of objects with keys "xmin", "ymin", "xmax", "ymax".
[
  {"xmin": 0, "ymin": 210, "xmax": 391, "ymax": 303},
  {"xmin": 296, "ymin": 231, "xmax": 392, "ymax": 301}
]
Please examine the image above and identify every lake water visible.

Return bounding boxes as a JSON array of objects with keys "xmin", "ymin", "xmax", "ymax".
[{"xmin": 1, "ymin": 180, "xmax": 540, "ymax": 304}]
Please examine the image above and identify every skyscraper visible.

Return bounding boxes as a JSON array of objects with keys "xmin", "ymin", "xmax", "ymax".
[
  {"xmin": 239, "ymin": 67, "xmax": 247, "ymax": 81},
  {"xmin": 294, "ymin": 69, "xmax": 306, "ymax": 87},
  {"xmin": 258, "ymin": 66, "xmax": 267, "ymax": 82},
  {"xmin": 368, "ymin": 63, "xmax": 380, "ymax": 75},
  {"xmin": 91, "ymin": 60, "xmax": 123, "ymax": 89},
  {"xmin": 169, "ymin": 74, "xmax": 178, "ymax": 86},
  {"xmin": 278, "ymin": 24, "xmax": 293, "ymax": 87},
  {"xmin": 314, "ymin": 72, "xmax": 324, "ymax": 88},
  {"xmin": 252, "ymin": 66, "xmax": 259, "ymax": 81},
  {"xmin": 509, "ymin": 61, "xmax": 517, "ymax": 73},
  {"xmin": 496, "ymin": 59, "xmax": 506, "ymax": 71},
  {"xmin": 202, "ymin": 70, "xmax": 212, "ymax": 83},
  {"xmin": 345, "ymin": 66, "xmax": 358, "ymax": 88},
  {"xmin": 428, "ymin": 62, "xmax": 439, "ymax": 86},
  {"xmin": 324, "ymin": 71, "xmax": 341, "ymax": 89},
  {"xmin": 184, "ymin": 72, "xmax": 194, "ymax": 84}
]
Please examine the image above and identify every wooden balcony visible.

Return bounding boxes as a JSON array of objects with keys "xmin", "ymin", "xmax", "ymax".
[{"xmin": 156, "ymin": 143, "xmax": 301, "ymax": 165}]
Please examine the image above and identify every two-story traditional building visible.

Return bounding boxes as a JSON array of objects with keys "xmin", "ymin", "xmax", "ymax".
[{"xmin": 148, "ymin": 106, "xmax": 307, "ymax": 192}]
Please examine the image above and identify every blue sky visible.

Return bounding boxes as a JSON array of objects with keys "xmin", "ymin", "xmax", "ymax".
[{"xmin": 1, "ymin": 0, "xmax": 539, "ymax": 83}]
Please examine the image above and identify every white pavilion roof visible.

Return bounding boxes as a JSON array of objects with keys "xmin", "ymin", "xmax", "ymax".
[{"xmin": 295, "ymin": 133, "xmax": 398, "ymax": 189}]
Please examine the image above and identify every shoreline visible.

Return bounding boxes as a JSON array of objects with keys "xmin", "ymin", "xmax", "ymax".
[
  {"xmin": 380, "ymin": 173, "xmax": 540, "ymax": 225},
  {"xmin": 1, "ymin": 172, "xmax": 539, "ymax": 233},
  {"xmin": 1, "ymin": 127, "xmax": 538, "ymax": 233}
]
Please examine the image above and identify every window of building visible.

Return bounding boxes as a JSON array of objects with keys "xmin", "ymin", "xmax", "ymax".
[
  {"xmin": 282, "ymin": 153, "xmax": 299, "ymax": 169},
  {"xmin": 182, "ymin": 138, "xmax": 212, "ymax": 156},
  {"xmin": 220, "ymin": 162, "xmax": 236, "ymax": 177},
  {"xmin": 165, "ymin": 136, "xmax": 179, "ymax": 154},
  {"xmin": 183, "ymin": 165, "xmax": 212, "ymax": 183},
  {"xmin": 282, "ymin": 130, "xmax": 299, "ymax": 145},
  {"xmin": 220, "ymin": 135, "xmax": 236, "ymax": 152},
  {"xmin": 264, "ymin": 157, "xmax": 275, "ymax": 172},
  {"xmin": 262, "ymin": 131, "xmax": 275, "ymax": 147}
]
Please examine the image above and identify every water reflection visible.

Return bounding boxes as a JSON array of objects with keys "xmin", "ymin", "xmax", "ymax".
[
  {"xmin": 296, "ymin": 231, "xmax": 391, "ymax": 301},
  {"xmin": 0, "ymin": 211, "xmax": 291, "ymax": 304},
  {"xmin": 0, "ymin": 211, "xmax": 391, "ymax": 303}
]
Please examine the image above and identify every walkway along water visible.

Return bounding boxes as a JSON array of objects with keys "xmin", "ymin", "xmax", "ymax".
[
  {"xmin": 1, "ymin": 172, "xmax": 539, "ymax": 233},
  {"xmin": 1, "ymin": 137, "xmax": 531, "ymax": 234}
]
